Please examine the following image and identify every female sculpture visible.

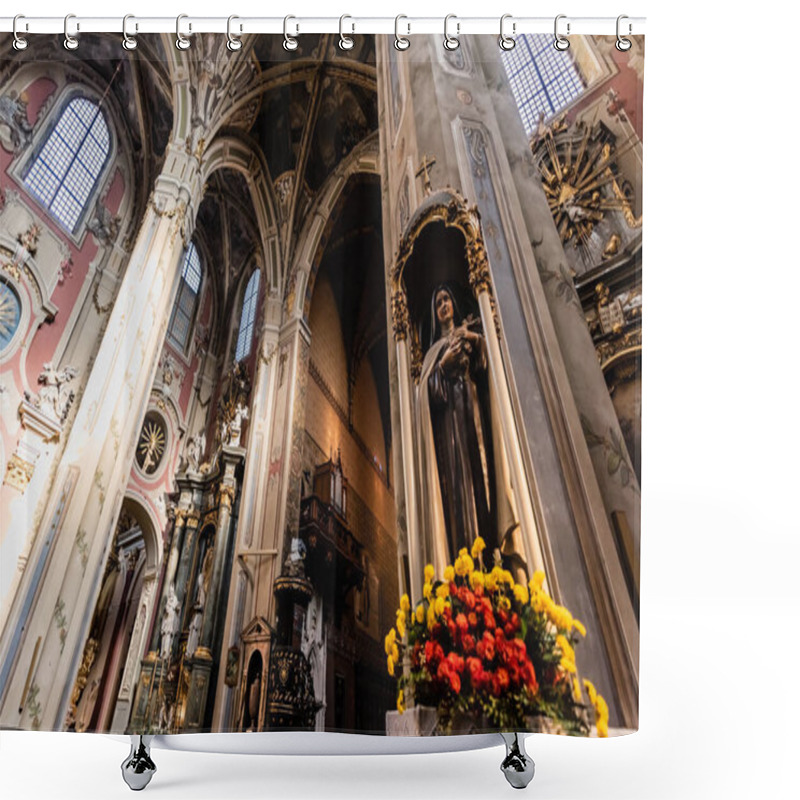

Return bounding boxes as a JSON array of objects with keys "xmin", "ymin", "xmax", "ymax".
[{"xmin": 417, "ymin": 284, "xmax": 518, "ymax": 569}]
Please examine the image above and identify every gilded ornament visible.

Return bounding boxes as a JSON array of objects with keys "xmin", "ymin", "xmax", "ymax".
[
  {"xmin": 3, "ymin": 452, "xmax": 35, "ymax": 492},
  {"xmin": 390, "ymin": 286, "xmax": 409, "ymax": 342}
]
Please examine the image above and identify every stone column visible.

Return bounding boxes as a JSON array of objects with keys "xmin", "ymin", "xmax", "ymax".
[
  {"xmin": 210, "ymin": 291, "xmax": 283, "ymax": 731},
  {"xmin": 389, "ymin": 294, "xmax": 424, "ymax": 603},
  {"xmin": 0, "ymin": 142, "xmax": 204, "ymax": 730},
  {"xmin": 0, "ymin": 400, "xmax": 63, "ymax": 608},
  {"xmin": 184, "ymin": 447, "xmax": 243, "ymax": 730}
]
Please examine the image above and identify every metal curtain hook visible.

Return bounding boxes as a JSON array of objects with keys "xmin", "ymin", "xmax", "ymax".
[
  {"xmin": 444, "ymin": 14, "xmax": 460, "ymax": 51},
  {"xmin": 283, "ymin": 15, "xmax": 298, "ymax": 51},
  {"xmin": 12, "ymin": 15, "xmax": 28, "ymax": 51},
  {"xmin": 554, "ymin": 14, "xmax": 570, "ymax": 51},
  {"xmin": 64, "ymin": 14, "xmax": 79, "ymax": 51},
  {"xmin": 227, "ymin": 15, "xmax": 242, "ymax": 51},
  {"xmin": 499, "ymin": 14, "xmax": 516, "ymax": 51},
  {"xmin": 616, "ymin": 15, "xmax": 632, "ymax": 51},
  {"xmin": 394, "ymin": 15, "xmax": 410, "ymax": 51},
  {"xmin": 176, "ymin": 14, "xmax": 191, "ymax": 50},
  {"xmin": 122, "ymin": 15, "xmax": 138, "ymax": 51},
  {"xmin": 339, "ymin": 15, "xmax": 354, "ymax": 50}
]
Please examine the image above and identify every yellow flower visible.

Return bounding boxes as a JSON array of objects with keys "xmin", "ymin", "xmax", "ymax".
[
  {"xmin": 424, "ymin": 564, "xmax": 435, "ymax": 583},
  {"xmin": 471, "ymin": 536, "xmax": 486, "ymax": 560},
  {"xmin": 397, "ymin": 688, "xmax": 405, "ymax": 714},
  {"xmin": 387, "ymin": 655, "xmax": 395, "ymax": 675},
  {"xmin": 415, "ymin": 604, "xmax": 425, "ymax": 624},
  {"xmin": 426, "ymin": 604, "xmax": 436, "ymax": 631},
  {"xmin": 454, "ymin": 555, "xmax": 468, "ymax": 577},
  {"xmin": 470, "ymin": 571, "xmax": 485, "ymax": 590},
  {"xmin": 531, "ymin": 570, "xmax": 545, "ymax": 590},
  {"xmin": 573, "ymin": 618, "xmax": 587, "ymax": 637},
  {"xmin": 436, "ymin": 583, "xmax": 450, "ymax": 599},
  {"xmin": 396, "ymin": 614, "xmax": 406, "ymax": 639},
  {"xmin": 501, "ymin": 569, "xmax": 514, "ymax": 586},
  {"xmin": 596, "ymin": 718, "xmax": 608, "ymax": 738},
  {"xmin": 400, "ymin": 594, "xmax": 410, "ymax": 613},
  {"xmin": 596, "ymin": 694, "xmax": 609, "ymax": 721},
  {"xmin": 423, "ymin": 582, "xmax": 432, "ymax": 601},
  {"xmin": 384, "ymin": 628, "xmax": 396, "ymax": 655},
  {"xmin": 556, "ymin": 634, "xmax": 576, "ymax": 673},
  {"xmin": 434, "ymin": 596, "xmax": 445, "ymax": 617},
  {"xmin": 513, "ymin": 584, "xmax": 529, "ymax": 605},
  {"xmin": 444, "ymin": 565, "xmax": 455, "ymax": 583},
  {"xmin": 583, "ymin": 679, "xmax": 598, "ymax": 706},
  {"xmin": 485, "ymin": 572, "xmax": 498, "ymax": 592},
  {"xmin": 498, "ymin": 595, "xmax": 511, "ymax": 612},
  {"xmin": 458, "ymin": 547, "xmax": 469, "ymax": 558},
  {"xmin": 391, "ymin": 642, "xmax": 399, "ymax": 662},
  {"xmin": 572, "ymin": 677, "xmax": 583, "ymax": 703}
]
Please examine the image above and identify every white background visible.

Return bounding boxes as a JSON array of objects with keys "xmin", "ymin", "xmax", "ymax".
[{"xmin": 2, "ymin": 1, "xmax": 798, "ymax": 798}]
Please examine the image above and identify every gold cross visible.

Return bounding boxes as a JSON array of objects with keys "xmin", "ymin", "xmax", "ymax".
[{"xmin": 415, "ymin": 154, "xmax": 437, "ymax": 196}]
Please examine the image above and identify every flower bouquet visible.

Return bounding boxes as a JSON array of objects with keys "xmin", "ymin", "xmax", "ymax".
[{"xmin": 385, "ymin": 537, "xmax": 609, "ymax": 736}]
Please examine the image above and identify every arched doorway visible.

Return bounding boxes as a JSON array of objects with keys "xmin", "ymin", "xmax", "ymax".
[{"xmin": 64, "ymin": 497, "xmax": 159, "ymax": 733}]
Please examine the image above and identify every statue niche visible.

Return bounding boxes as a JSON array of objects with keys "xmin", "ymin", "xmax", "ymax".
[{"xmin": 395, "ymin": 211, "xmax": 520, "ymax": 571}]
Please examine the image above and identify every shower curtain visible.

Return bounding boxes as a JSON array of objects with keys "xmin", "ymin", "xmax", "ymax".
[{"xmin": 0, "ymin": 29, "xmax": 642, "ymax": 738}]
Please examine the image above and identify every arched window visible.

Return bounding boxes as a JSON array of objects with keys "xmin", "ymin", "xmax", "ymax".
[
  {"xmin": 23, "ymin": 96, "xmax": 111, "ymax": 233},
  {"xmin": 235, "ymin": 270, "xmax": 260, "ymax": 362},
  {"xmin": 167, "ymin": 242, "xmax": 203, "ymax": 351},
  {"xmin": 501, "ymin": 34, "xmax": 586, "ymax": 135}
]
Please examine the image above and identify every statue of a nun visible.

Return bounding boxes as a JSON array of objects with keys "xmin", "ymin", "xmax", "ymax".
[{"xmin": 416, "ymin": 284, "xmax": 523, "ymax": 575}]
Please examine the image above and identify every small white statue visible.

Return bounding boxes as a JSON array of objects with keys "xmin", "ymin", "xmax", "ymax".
[
  {"xmin": 32, "ymin": 362, "xmax": 78, "ymax": 423},
  {"xmin": 184, "ymin": 431, "xmax": 206, "ymax": 473},
  {"xmin": 160, "ymin": 585, "xmax": 180, "ymax": 662},
  {"xmin": 227, "ymin": 402, "xmax": 249, "ymax": 447}
]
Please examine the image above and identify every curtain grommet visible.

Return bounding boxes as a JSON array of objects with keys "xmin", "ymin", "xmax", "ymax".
[
  {"xmin": 554, "ymin": 14, "xmax": 570, "ymax": 51},
  {"xmin": 444, "ymin": 14, "xmax": 460, "ymax": 51}
]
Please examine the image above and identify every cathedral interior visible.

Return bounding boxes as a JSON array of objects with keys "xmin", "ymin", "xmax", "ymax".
[{"xmin": 0, "ymin": 31, "xmax": 643, "ymax": 735}]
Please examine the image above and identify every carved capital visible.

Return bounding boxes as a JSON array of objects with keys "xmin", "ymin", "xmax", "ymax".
[
  {"xmin": 219, "ymin": 484, "xmax": 236, "ymax": 511},
  {"xmin": 466, "ymin": 233, "xmax": 492, "ymax": 298},
  {"xmin": 184, "ymin": 510, "xmax": 202, "ymax": 529},
  {"xmin": 390, "ymin": 286, "xmax": 410, "ymax": 342}
]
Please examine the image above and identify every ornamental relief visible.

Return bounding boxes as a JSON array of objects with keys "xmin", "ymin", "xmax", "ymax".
[{"xmin": 530, "ymin": 112, "xmax": 641, "ymax": 277}]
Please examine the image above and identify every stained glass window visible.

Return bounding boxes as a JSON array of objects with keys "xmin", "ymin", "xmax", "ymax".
[
  {"xmin": 501, "ymin": 34, "xmax": 586, "ymax": 135},
  {"xmin": 0, "ymin": 279, "xmax": 22, "ymax": 352},
  {"xmin": 167, "ymin": 243, "xmax": 202, "ymax": 351},
  {"xmin": 235, "ymin": 270, "xmax": 260, "ymax": 362},
  {"xmin": 23, "ymin": 97, "xmax": 111, "ymax": 232}
]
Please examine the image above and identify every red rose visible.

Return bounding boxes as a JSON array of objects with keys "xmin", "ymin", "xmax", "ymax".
[
  {"xmin": 438, "ymin": 660, "xmax": 461, "ymax": 693},
  {"xmin": 447, "ymin": 651, "xmax": 465, "ymax": 674},
  {"xmin": 456, "ymin": 613, "xmax": 469, "ymax": 635},
  {"xmin": 461, "ymin": 633, "xmax": 476, "ymax": 653},
  {"xmin": 467, "ymin": 612, "xmax": 478, "ymax": 629},
  {"xmin": 496, "ymin": 667, "xmax": 510, "ymax": 690},
  {"xmin": 483, "ymin": 610, "xmax": 496, "ymax": 630}
]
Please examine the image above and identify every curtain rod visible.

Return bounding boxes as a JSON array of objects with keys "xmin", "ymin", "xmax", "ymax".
[{"xmin": 0, "ymin": 16, "xmax": 646, "ymax": 37}]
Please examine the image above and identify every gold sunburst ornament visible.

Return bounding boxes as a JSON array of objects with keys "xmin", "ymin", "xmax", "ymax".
[
  {"xmin": 137, "ymin": 419, "xmax": 166, "ymax": 474},
  {"xmin": 533, "ymin": 117, "xmax": 640, "ymax": 251}
]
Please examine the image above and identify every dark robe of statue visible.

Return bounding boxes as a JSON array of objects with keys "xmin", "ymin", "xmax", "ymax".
[{"xmin": 420, "ymin": 285, "xmax": 499, "ymax": 561}]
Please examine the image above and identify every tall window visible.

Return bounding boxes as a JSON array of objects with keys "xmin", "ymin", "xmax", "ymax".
[
  {"xmin": 501, "ymin": 34, "xmax": 586, "ymax": 135},
  {"xmin": 23, "ymin": 97, "xmax": 111, "ymax": 233},
  {"xmin": 235, "ymin": 270, "xmax": 260, "ymax": 362},
  {"xmin": 168, "ymin": 242, "xmax": 203, "ymax": 351}
]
